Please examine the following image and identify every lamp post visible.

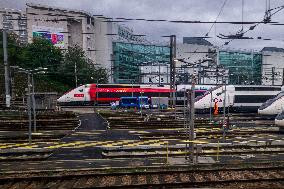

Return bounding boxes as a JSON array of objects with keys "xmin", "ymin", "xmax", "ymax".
[
  {"xmin": 10, "ymin": 67, "xmax": 32, "ymax": 144},
  {"xmin": 27, "ymin": 73, "xmax": 32, "ymax": 144},
  {"xmin": 94, "ymin": 77, "xmax": 104, "ymax": 113},
  {"xmin": 189, "ymin": 75, "xmax": 196, "ymax": 163},
  {"xmin": 31, "ymin": 67, "xmax": 48, "ymax": 132},
  {"xmin": 182, "ymin": 88, "xmax": 188, "ymax": 159},
  {"xmin": 3, "ymin": 30, "xmax": 11, "ymax": 108},
  {"xmin": 74, "ymin": 62, "xmax": 78, "ymax": 87},
  {"xmin": 11, "ymin": 66, "xmax": 47, "ymax": 139},
  {"xmin": 222, "ymin": 77, "xmax": 227, "ymax": 140}
]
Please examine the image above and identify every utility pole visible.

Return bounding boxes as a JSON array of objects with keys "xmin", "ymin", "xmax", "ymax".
[
  {"xmin": 31, "ymin": 73, "xmax": 37, "ymax": 132},
  {"xmin": 216, "ymin": 68, "xmax": 219, "ymax": 84},
  {"xmin": 272, "ymin": 67, "xmax": 275, "ymax": 86},
  {"xmin": 282, "ymin": 68, "xmax": 284, "ymax": 86},
  {"xmin": 189, "ymin": 75, "xmax": 196, "ymax": 163},
  {"xmin": 185, "ymin": 89, "xmax": 190, "ymax": 160},
  {"xmin": 222, "ymin": 79, "xmax": 227, "ymax": 140},
  {"xmin": 159, "ymin": 63, "xmax": 161, "ymax": 86},
  {"xmin": 185, "ymin": 75, "xmax": 196, "ymax": 162},
  {"xmin": 3, "ymin": 30, "xmax": 11, "ymax": 108},
  {"xmin": 183, "ymin": 89, "xmax": 187, "ymax": 159},
  {"xmin": 27, "ymin": 73, "xmax": 32, "ymax": 145},
  {"xmin": 75, "ymin": 62, "xmax": 78, "ymax": 87},
  {"xmin": 210, "ymin": 91, "xmax": 213, "ymax": 122},
  {"xmin": 198, "ymin": 61, "xmax": 201, "ymax": 84},
  {"xmin": 169, "ymin": 35, "xmax": 176, "ymax": 109},
  {"xmin": 158, "ymin": 63, "xmax": 161, "ymax": 111}
]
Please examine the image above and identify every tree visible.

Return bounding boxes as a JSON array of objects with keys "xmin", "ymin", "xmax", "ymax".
[
  {"xmin": 22, "ymin": 38, "xmax": 62, "ymax": 72},
  {"xmin": 0, "ymin": 31, "xmax": 25, "ymax": 67},
  {"xmin": 0, "ymin": 32, "xmax": 108, "ymax": 96},
  {"xmin": 59, "ymin": 45, "xmax": 108, "ymax": 87}
]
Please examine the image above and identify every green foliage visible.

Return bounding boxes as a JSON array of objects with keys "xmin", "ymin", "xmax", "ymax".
[
  {"xmin": 59, "ymin": 45, "xmax": 108, "ymax": 87},
  {"xmin": 0, "ymin": 32, "xmax": 25, "ymax": 67},
  {"xmin": 0, "ymin": 31, "xmax": 108, "ymax": 97},
  {"xmin": 20, "ymin": 38, "xmax": 62, "ymax": 71}
]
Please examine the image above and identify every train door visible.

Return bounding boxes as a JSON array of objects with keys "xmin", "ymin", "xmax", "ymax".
[{"xmin": 215, "ymin": 85, "xmax": 235, "ymax": 108}]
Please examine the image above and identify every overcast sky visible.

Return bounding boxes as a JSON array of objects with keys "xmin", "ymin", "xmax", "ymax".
[{"xmin": 1, "ymin": 0, "xmax": 284, "ymax": 50}]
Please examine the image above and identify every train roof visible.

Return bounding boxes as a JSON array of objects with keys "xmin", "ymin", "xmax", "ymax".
[{"xmin": 234, "ymin": 85, "xmax": 283, "ymax": 88}]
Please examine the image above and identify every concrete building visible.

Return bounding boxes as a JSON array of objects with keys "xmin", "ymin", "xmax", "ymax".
[
  {"xmin": 1, "ymin": 3, "xmax": 148, "ymax": 83},
  {"xmin": 176, "ymin": 37, "xmax": 217, "ymax": 65},
  {"xmin": 138, "ymin": 37, "xmax": 228, "ymax": 85},
  {"xmin": 0, "ymin": 8, "xmax": 27, "ymax": 44},
  {"xmin": 139, "ymin": 62, "xmax": 229, "ymax": 85},
  {"xmin": 219, "ymin": 49, "xmax": 262, "ymax": 85},
  {"xmin": 94, "ymin": 19, "xmax": 147, "ymax": 82},
  {"xmin": 26, "ymin": 3, "xmax": 96, "ymax": 62},
  {"xmin": 261, "ymin": 47, "xmax": 284, "ymax": 86},
  {"xmin": 139, "ymin": 63, "xmax": 170, "ymax": 84},
  {"xmin": 113, "ymin": 41, "xmax": 169, "ymax": 84}
]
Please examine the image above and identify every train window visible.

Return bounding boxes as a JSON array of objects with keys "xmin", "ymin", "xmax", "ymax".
[
  {"xmin": 235, "ymin": 87, "xmax": 281, "ymax": 91},
  {"xmin": 98, "ymin": 85, "xmax": 140, "ymax": 88},
  {"xmin": 235, "ymin": 95, "xmax": 274, "ymax": 103},
  {"xmin": 195, "ymin": 91, "xmax": 206, "ymax": 97},
  {"xmin": 274, "ymin": 92, "xmax": 284, "ymax": 100}
]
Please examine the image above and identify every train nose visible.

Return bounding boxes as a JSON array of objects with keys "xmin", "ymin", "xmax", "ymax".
[
  {"xmin": 258, "ymin": 109, "xmax": 264, "ymax": 114},
  {"xmin": 258, "ymin": 108, "xmax": 268, "ymax": 115},
  {"xmin": 57, "ymin": 95, "xmax": 66, "ymax": 103}
]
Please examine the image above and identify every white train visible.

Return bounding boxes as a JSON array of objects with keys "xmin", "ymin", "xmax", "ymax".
[
  {"xmin": 275, "ymin": 110, "xmax": 284, "ymax": 133},
  {"xmin": 57, "ymin": 84, "xmax": 216, "ymax": 106},
  {"xmin": 275, "ymin": 111, "xmax": 284, "ymax": 127},
  {"xmin": 195, "ymin": 85, "xmax": 283, "ymax": 112},
  {"xmin": 258, "ymin": 91, "xmax": 284, "ymax": 115}
]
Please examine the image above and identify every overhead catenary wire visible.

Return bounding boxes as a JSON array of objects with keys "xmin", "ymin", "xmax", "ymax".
[
  {"xmin": 242, "ymin": 0, "xmax": 244, "ymax": 31},
  {"xmin": 221, "ymin": 1, "xmax": 284, "ymax": 46},
  {"xmin": 190, "ymin": 0, "xmax": 229, "ymax": 63},
  {"xmin": 206, "ymin": 0, "xmax": 229, "ymax": 37},
  {"xmin": 2, "ymin": 1, "xmax": 284, "ymax": 51}
]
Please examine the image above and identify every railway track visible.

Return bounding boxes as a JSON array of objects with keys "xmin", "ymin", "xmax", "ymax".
[
  {"xmin": 0, "ymin": 163, "xmax": 284, "ymax": 188},
  {"xmin": 0, "ymin": 110, "xmax": 80, "ymax": 161},
  {"xmin": 102, "ymin": 148, "xmax": 284, "ymax": 158},
  {"xmin": 96, "ymin": 110, "xmax": 284, "ymax": 161}
]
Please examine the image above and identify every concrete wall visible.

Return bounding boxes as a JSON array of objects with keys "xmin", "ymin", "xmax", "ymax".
[
  {"xmin": 0, "ymin": 8, "xmax": 27, "ymax": 44},
  {"xmin": 94, "ymin": 19, "xmax": 147, "ymax": 83},
  {"xmin": 176, "ymin": 43, "xmax": 216, "ymax": 64},
  {"xmin": 94, "ymin": 18, "xmax": 114, "ymax": 80},
  {"xmin": 26, "ymin": 4, "xmax": 96, "ymax": 62},
  {"xmin": 68, "ymin": 20, "xmax": 83, "ymax": 48},
  {"xmin": 27, "ymin": 6, "xmax": 69, "ymax": 50},
  {"xmin": 140, "ymin": 64, "xmax": 169, "ymax": 84}
]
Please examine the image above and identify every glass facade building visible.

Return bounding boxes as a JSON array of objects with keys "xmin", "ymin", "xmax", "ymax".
[
  {"xmin": 219, "ymin": 50, "xmax": 262, "ymax": 85},
  {"xmin": 112, "ymin": 42, "xmax": 170, "ymax": 83}
]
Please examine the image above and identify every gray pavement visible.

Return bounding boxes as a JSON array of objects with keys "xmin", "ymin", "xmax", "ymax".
[{"xmin": 49, "ymin": 113, "xmax": 139, "ymax": 160}]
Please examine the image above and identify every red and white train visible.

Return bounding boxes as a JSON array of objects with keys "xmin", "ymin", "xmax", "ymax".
[{"xmin": 57, "ymin": 84, "xmax": 215, "ymax": 106}]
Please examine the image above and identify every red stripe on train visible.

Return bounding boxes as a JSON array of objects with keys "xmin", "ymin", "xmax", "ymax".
[
  {"xmin": 88, "ymin": 87, "xmax": 173, "ymax": 101},
  {"xmin": 97, "ymin": 98, "xmax": 121, "ymax": 102}
]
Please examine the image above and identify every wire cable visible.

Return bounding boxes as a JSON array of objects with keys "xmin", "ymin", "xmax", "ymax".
[{"xmin": 205, "ymin": 0, "xmax": 229, "ymax": 37}]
